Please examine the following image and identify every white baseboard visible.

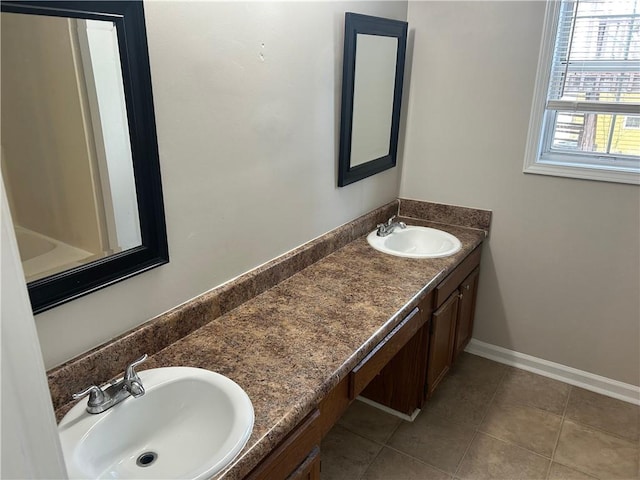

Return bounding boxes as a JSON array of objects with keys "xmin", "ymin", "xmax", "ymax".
[
  {"xmin": 465, "ymin": 339, "xmax": 640, "ymax": 406},
  {"xmin": 356, "ymin": 396, "xmax": 421, "ymax": 422}
]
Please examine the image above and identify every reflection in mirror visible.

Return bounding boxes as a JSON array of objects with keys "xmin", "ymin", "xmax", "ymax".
[
  {"xmin": 1, "ymin": 1, "xmax": 168, "ymax": 314},
  {"xmin": 338, "ymin": 13, "xmax": 407, "ymax": 187},
  {"xmin": 1, "ymin": 12, "xmax": 141, "ymax": 282},
  {"xmin": 350, "ymin": 34, "xmax": 398, "ymax": 168}
]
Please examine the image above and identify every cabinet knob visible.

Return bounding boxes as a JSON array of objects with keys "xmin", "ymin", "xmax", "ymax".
[{"xmin": 465, "ymin": 285, "xmax": 470, "ymax": 290}]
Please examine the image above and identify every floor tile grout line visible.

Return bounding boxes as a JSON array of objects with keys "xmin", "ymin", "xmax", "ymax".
[
  {"xmin": 376, "ymin": 443, "xmax": 457, "ymax": 478},
  {"xmin": 478, "ymin": 430, "xmax": 556, "ymax": 461},
  {"xmin": 453, "ymin": 361, "xmax": 510, "ymax": 479},
  {"xmin": 456, "ymin": 373, "xmax": 562, "ymax": 477},
  {"xmin": 329, "ymin": 356, "xmax": 639, "ymax": 480},
  {"xmin": 563, "ymin": 387, "xmax": 640, "ymax": 444},
  {"xmin": 355, "ymin": 442, "xmax": 385, "ymax": 480},
  {"xmin": 562, "ymin": 416, "xmax": 640, "ymax": 445},
  {"xmin": 545, "ymin": 385, "xmax": 573, "ymax": 479},
  {"xmin": 382, "ymin": 417, "xmax": 404, "ymax": 446},
  {"xmin": 326, "ymin": 423, "xmax": 389, "ymax": 480},
  {"xmin": 475, "ymin": 361, "xmax": 509, "ymax": 427},
  {"xmin": 551, "ymin": 460, "xmax": 603, "ymax": 480},
  {"xmin": 453, "ymin": 429, "xmax": 480, "ymax": 479},
  {"xmin": 337, "ymin": 423, "xmax": 392, "ymax": 449},
  {"xmin": 343, "ymin": 414, "xmax": 468, "ymax": 478}
]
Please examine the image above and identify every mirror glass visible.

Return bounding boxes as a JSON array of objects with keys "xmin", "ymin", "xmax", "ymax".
[
  {"xmin": 1, "ymin": 1, "xmax": 168, "ymax": 314},
  {"xmin": 337, "ymin": 13, "xmax": 408, "ymax": 187},
  {"xmin": 2, "ymin": 12, "xmax": 141, "ymax": 283},
  {"xmin": 350, "ymin": 34, "xmax": 398, "ymax": 168}
]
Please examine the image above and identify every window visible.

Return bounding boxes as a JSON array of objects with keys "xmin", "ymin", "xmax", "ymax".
[
  {"xmin": 624, "ymin": 116, "xmax": 640, "ymax": 129},
  {"xmin": 524, "ymin": 0, "xmax": 640, "ymax": 184}
]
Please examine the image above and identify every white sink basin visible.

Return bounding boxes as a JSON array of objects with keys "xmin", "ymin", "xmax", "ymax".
[
  {"xmin": 367, "ymin": 225, "xmax": 462, "ymax": 258},
  {"xmin": 59, "ymin": 367, "xmax": 254, "ymax": 480}
]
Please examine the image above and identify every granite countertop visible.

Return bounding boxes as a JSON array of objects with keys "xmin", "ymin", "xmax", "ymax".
[{"xmin": 136, "ymin": 217, "xmax": 486, "ymax": 479}]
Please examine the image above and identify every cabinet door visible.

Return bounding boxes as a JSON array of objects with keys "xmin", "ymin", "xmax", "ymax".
[
  {"xmin": 426, "ymin": 291, "xmax": 458, "ymax": 398},
  {"xmin": 452, "ymin": 267, "xmax": 479, "ymax": 361}
]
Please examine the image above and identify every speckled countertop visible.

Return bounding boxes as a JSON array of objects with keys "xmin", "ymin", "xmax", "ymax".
[
  {"xmin": 48, "ymin": 200, "xmax": 490, "ymax": 480},
  {"xmin": 142, "ymin": 220, "xmax": 485, "ymax": 479}
]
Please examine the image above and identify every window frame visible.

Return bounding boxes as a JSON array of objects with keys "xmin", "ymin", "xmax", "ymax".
[{"xmin": 523, "ymin": 0, "xmax": 640, "ymax": 185}]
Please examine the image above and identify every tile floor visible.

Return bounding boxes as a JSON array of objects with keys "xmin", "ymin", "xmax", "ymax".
[{"xmin": 321, "ymin": 353, "xmax": 640, "ymax": 480}]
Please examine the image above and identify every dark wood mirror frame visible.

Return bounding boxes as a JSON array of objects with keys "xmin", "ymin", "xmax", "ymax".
[
  {"xmin": 1, "ymin": 0, "xmax": 168, "ymax": 314},
  {"xmin": 337, "ymin": 12, "xmax": 408, "ymax": 187}
]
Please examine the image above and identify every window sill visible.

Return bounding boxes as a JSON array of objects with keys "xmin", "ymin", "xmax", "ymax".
[{"xmin": 523, "ymin": 161, "xmax": 640, "ymax": 185}]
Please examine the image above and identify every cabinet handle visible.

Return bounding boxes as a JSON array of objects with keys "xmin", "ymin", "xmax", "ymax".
[
  {"xmin": 458, "ymin": 293, "xmax": 463, "ymax": 300},
  {"xmin": 465, "ymin": 285, "xmax": 470, "ymax": 291}
]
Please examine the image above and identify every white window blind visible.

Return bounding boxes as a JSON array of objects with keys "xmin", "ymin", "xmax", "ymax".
[{"xmin": 525, "ymin": 0, "xmax": 640, "ymax": 184}]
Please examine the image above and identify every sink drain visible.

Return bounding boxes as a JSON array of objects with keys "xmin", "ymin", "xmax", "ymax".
[{"xmin": 136, "ymin": 452, "xmax": 158, "ymax": 467}]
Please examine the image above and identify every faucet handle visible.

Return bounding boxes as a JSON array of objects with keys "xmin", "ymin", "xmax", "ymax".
[
  {"xmin": 387, "ymin": 215, "xmax": 396, "ymax": 225},
  {"xmin": 72, "ymin": 385, "xmax": 105, "ymax": 406},
  {"xmin": 124, "ymin": 354, "xmax": 148, "ymax": 381}
]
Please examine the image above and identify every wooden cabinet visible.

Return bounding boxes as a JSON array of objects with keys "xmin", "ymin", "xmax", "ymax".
[
  {"xmin": 318, "ymin": 376, "xmax": 350, "ymax": 438},
  {"xmin": 364, "ymin": 246, "xmax": 482, "ymax": 406},
  {"xmin": 425, "ymin": 291, "xmax": 458, "ymax": 397},
  {"xmin": 452, "ymin": 267, "xmax": 479, "ymax": 362},
  {"xmin": 286, "ymin": 447, "xmax": 320, "ymax": 480},
  {"xmin": 246, "ymin": 410, "xmax": 321, "ymax": 480},
  {"xmin": 426, "ymin": 248, "xmax": 481, "ymax": 398},
  {"xmin": 248, "ymin": 245, "xmax": 482, "ymax": 479}
]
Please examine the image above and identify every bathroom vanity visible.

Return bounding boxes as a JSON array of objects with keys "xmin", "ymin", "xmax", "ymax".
[
  {"xmin": 248, "ymin": 245, "xmax": 482, "ymax": 480},
  {"xmin": 47, "ymin": 199, "xmax": 490, "ymax": 480}
]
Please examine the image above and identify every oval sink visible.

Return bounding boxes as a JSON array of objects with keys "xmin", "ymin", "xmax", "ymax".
[
  {"xmin": 367, "ymin": 225, "xmax": 462, "ymax": 258},
  {"xmin": 59, "ymin": 367, "xmax": 254, "ymax": 480}
]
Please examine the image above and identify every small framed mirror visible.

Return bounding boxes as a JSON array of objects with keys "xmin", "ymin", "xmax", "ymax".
[
  {"xmin": 1, "ymin": 1, "xmax": 168, "ymax": 313},
  {"xmin": 337, "ymin": 12, "xmax": 408, "ymax": 187}
]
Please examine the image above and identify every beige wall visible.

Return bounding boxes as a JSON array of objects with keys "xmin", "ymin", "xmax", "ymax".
[
  {"xmin": 402, "ymin": 2, "xmax": 640, "ymax": 386},
  {"xmin": 34, "ymin": 2, "xmax": 407, "ymax": 369},
  {"xmin": 1, "ymin": 14, "xmax": 104, "ymax": 253}
]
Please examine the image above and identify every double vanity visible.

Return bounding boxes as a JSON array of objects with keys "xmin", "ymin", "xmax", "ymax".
[{"xmin": 49, "ymin": 199, "xmax": 491, "ymax": 480}]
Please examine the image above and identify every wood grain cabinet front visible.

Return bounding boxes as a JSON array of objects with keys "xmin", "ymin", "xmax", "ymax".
[
  {"xmin": 363, "ymin": 245, "xmax": 483, "ymax": 407},
  {"xmin": 426, "ymin": 248, "xmax": 481, "ymax": 398},
  {"xmin": 426, "ymin": 290, "xmax": 458, "ymax": 397},
  {"xmin": 452, "ymin": 267, "xmax": 480, "ymax": 362},
  {"xmin": 246, "ymin": 410, "xmax": 321, "ymax": 480},
  {"xmin": 286, "ymin": 446, "xmax": 320, "ymax": 480}
]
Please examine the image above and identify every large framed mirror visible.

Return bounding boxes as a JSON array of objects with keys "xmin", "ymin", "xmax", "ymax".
[
  {"xmin": 1, "ymin": 1, "xmax": 168, "ymax": 313},
  {"xmin": 337, "ymin": 12, "xmax": 408, "ymax": 187}
]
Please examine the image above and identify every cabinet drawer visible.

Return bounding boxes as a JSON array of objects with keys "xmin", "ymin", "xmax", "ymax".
[
  {"xmin": 349, "ymin": 306, "xmax": 426, "ymax": 399},
  {"xmin": 434, "ymin": 246, "xmax": 481, "ymax": 308},
  {"xmin": 286, "ymin": 446, "xmax": 320, "ymax": 480},
  {"xmin": 246, "ymin": 409, "xmax": 321, "ymax": 480}
]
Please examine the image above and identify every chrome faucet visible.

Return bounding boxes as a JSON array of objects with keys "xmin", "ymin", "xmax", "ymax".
[
  {"xmin": 72, "ymin": 354, "xmax": 148, "ymax": 414},
  {"xmin": 376, "ymin": 215, "xmax": 407, "ymax": 237}
]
